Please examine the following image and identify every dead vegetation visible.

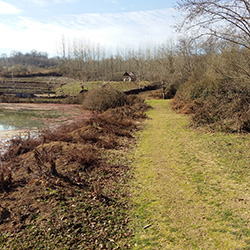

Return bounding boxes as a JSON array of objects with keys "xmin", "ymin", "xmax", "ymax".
[
  {"xmin": 172, "ymin": 79, "xmax": 250, "ymax": 132},
  {"xmin": 0, "ymin": 95, "xmax": 150, "ymax": 249},
  {"xmin": 82, "ymin": 87, "xmax": 128, "ymax": 112},
  {"xmin": 172, "ymin": 45, "xmax": 250, "ymax": 133}
]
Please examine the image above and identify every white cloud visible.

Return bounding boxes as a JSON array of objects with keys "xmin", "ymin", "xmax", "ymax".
[
  {"xmin": 23, "ymin": 0, "xmax": 76, "ymax": 7},
  {"xmin": 54, "ymin": 8, "xmax": 179, "ymax": 45},
  {"xmin": 0, "ymin": 1, "xmax": 21, "ymax": 14},
  {"xmin": 0, "ymin": 8, "xmax": 180, "ymax": 55}
]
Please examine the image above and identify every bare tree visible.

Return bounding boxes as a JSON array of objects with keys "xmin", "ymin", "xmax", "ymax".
[{"xmin": 177, "ymin": 0, "xmax": 250, "ymax": 50}]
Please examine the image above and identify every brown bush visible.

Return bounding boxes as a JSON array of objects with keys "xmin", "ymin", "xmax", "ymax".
[
  {"xmin": 191, "ymin": 82, "xmax": 250, "ymax": 132},
  {"xmin": 172, "ymin": 45, "xmax": 250, "ymax": 133},
  {"xmin": 41, "ymin": 126, "xmax": 74, "ymax": 143},
  {"xmin": 67, "ymin": 147, "xmax": 100, "ymax": 172},
  {"xmin": 171, "ymin": 96, "xmax": 203, "ymax": 115},
  {"xmin": 82, "ymin": 87, "xmax": 128, "ymax": 111}
]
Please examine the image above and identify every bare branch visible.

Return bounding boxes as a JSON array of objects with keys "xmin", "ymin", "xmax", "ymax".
[{"xmin": 177, "ymin": 0, "xmax": 250, "ymax": 50}]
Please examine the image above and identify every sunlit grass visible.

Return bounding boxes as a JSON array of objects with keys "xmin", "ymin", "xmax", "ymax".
[
  {"xmin": 56, "ymin": 80, "xmax": 151, "ymax": 96},
  {"xmin": 130, "ymin": 100, "xmax": 250, "ymax": 249}
]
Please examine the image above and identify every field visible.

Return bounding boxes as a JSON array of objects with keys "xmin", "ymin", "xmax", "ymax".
[
  {"xmin": 0, "ymin": 74, "xmax": 150, "ymax": 99},
  {"xmin": 0, "ymin": 76, "xmax": 61, "ymax": 96}
]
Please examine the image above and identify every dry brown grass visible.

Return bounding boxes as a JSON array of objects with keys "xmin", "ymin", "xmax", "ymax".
[
  {"xmin": 1, "ymin": 132, "xmax": 42, "ymax": 161},
  {"xmin": 171, "ymin": 96, "xmax": 202, "ymax": 114},
  {"xmin": 0, "ymin": 95, "xmax": 150, "ymax": 249},
  {"xmin": 173, "ymin": 80, "xmax": 250, "ymax": 132},
  {"xmin": 0, "ymin": 165, "xmax": 12, "ymax": 192}
]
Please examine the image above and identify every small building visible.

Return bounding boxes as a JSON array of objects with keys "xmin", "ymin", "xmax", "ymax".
[{"xmin": 123, "ymin": 72, "xmax": 137, "ymax": 82}]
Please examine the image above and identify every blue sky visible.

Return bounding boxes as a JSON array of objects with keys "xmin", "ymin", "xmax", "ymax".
[{"xmin": 0, "ymin": 0, "xmax": 180, "ymax": 56}]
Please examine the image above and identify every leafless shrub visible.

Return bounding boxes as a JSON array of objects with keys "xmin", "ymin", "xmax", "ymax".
[
  {"xmin": 40, "ymin": 123, "xmax": 80, "ymax": 143},
  {"xmin": 191, "ymin": 82, "xmax": 250, "ymax": 132},
  {"xmin": 82, "ymin": 87, "xmax": 128, "ymax": 112},
  {"xmin": 33, "ymin": 148, "xmax": 58, "ymax": 176}
]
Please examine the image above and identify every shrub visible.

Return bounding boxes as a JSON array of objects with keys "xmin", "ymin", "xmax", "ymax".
[
  {"xmin": 191, "ymin": 81, "xmax": 250, "ymax": 132},
  {"xmin": 172, "ymin": 45, "xmax": 250, "ymax": 133},
  {"xmin": 164, "ymin": 84, "xmax": 178, "ymax": 99},
  {"xmin": 82, "ymin": 87, "xmax": 128, "ymax": 112}
]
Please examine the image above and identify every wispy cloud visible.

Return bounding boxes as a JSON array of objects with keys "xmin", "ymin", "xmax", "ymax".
[
  {"xmin": 53, "ymin": 8, "xmax": 178, "ymax": 44},
  {"xmin": 103, "ymin": 0, "xmax": 118, "ymax": 3},
  {"xmin": 0, "ymin": 8, "xmax": 179, "ymax": 55},
  {"xmin": 0, "ymin": 1, "xmax": 21, "ymax": 14}
]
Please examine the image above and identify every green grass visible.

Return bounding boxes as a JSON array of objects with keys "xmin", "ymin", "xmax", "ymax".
[
  {"xmin": 56, "ymin": 81, "xmax": 151, "ymax": 96},
  {"xmin": 130, "ymin": 100, "xmax": 250, "ymax": 249},
  {"xmin": 57, "ymin": 81, "xmax": 82, "ymax": 96}
]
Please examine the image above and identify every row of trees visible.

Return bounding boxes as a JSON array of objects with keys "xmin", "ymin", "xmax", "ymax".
[
  {"xmin": 0, "ymin": 50, "xmax": 59, "ymax": 68},
  {"xmin": 0, "ymin": 50, "xmax": 60, "ymax": 77},
  {"xmin": 0, "ymin": 42, "xmax": 191, "ymax": 85},
  {"xmin": 58, "ymin": 38, "xmax": 198, "ymax": 88}
]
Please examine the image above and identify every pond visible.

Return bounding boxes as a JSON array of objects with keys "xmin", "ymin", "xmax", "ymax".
[
  {"xmin": 0, "ymin": 108, "xmax": 62, "ymax": 130},
  {"xmin": 0, "ymin": 103, "xmax": 91, "ymax": 142}
]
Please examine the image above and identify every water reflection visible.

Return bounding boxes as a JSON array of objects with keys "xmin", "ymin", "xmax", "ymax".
[
  {"xmin": 0, "ymin": 124, "xmax": 15, "ymax": 131},
  {"xmin": 0, "ymin": 108, "xmax": 57, "ymax": 131},
  {"xmin": 0, "ymin": 104, "xmax": 84, "ymax": 133}
]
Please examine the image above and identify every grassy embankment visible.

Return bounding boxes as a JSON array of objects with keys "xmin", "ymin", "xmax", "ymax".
[
  {"xmin": 131, "ymin": 100, "xmax": 250, "ymax": 249},
  {"xmin": 58, "ymin": 81, "xmax": 151, "ymax": 96},
  {"xmin": 0, "ymin": 75, "xmax": 151, "ymax": 103}
]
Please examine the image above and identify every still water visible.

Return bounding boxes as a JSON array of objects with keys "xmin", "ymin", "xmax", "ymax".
[
  {"xmin": 0, "ymin": 108, "xmax": 60, "ymax": 131},
  {"xmin": 0, "ymin": 103, "xmax": 87, "ymax": 133},
  {"xmin": 0, "ymin": 103, "xmax": 90, "ymax": 154},
  {"xmin": 0, "ymin": 124, "xmax": 15, "ymax": 131}
]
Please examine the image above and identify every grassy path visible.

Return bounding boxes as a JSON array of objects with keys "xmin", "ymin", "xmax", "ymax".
[{"xmin": 131, "ymin": 100, "xmax": 250, "ymax": 249}]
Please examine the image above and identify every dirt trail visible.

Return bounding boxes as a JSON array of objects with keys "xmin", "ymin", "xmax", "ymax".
[{"xmin": 131, "ymin": 100, "xmax": 250, "ymax": 249}]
